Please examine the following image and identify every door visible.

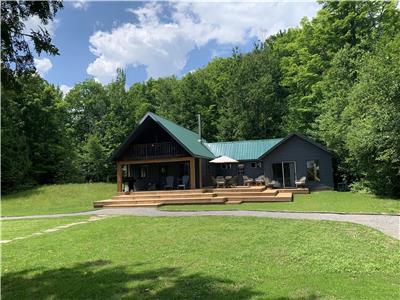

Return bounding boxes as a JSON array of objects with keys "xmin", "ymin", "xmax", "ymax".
[
  {"xmin": 272, "ymin": 161, "xmax": 297, "ymax": 188},
  {"xmin": 282, "ymin": 161, "xmax": 296, "ymax": 188}
]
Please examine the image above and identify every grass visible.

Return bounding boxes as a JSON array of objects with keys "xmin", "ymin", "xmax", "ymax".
[
  {"xmin": 1, "ymin": 216, "xmax": 90, "ymax": 241},
  {"xmin": 2, "ymin": 184, "xmax": 399, "ymax": 217},
  {"xmin": 161, "ymin": 191, "xmax": 400, "ymax": 214},
  {"xmin": 2, "ymin": 216, "xmax": 399, "ymax": 299},
  {"xmin": 1, "ymin": 183, "xmax": 115, "ymax": 216}
]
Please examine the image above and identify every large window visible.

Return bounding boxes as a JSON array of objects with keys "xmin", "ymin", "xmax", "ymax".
[
  {"xmin": 306, "ymin": 160, "xmax": 320, "ymax": 182},
  {"xmin": 140, "ymin": 165, "xmax": 148, "ymax": 178}
]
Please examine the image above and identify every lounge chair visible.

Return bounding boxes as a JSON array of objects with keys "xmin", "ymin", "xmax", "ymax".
[
  {"xmin": 228, "ymin": 176, "xmax": 238, "ymax": 187},
  {"xmin": 295, "ymin": 176, "xmax": 306, "ymax": 188},
  {"xmin": 216, "ymin": 176, "xmax": 226, "ymax": 188},
  {"xmin": 255, "ymin": 175, "xmax": 265, "ymax": 186},
  {"xmin": 264, "ymin": 177, "xmax": 273, "ymax": 188},
  {"xmin": 271, "ymin": 180, "xmax": 281, "ymax": 188},
  {"xmin": 243, "ymin": 176, "xmax": 254, "ymax": 186},
  {"xmin": 177, "ymin": 175, "xmax": 189, "ymax": 189},
  {"xmin": 164, "ymin": 176, "xmax": 174, "ymax": 189}
]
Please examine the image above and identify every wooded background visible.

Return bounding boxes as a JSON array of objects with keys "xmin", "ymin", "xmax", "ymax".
[{"xmin": 2, "ymin": 1, "xmax": 399, "ymax": 196}]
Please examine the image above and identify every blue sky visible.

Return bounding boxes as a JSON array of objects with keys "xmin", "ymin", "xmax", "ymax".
[{"xmin": 28, "ymin": 1, "xmax": 321, "ymax": 94}]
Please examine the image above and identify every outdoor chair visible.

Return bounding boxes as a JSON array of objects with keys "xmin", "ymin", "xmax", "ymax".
[
  {"xmin": 264, "ymin": 177, "xmax": 275, "ymax": 189},
  {"xmin": 216, "ymin": 176, "xmax": 226, "ymax": 188},
  {"xmin": 295, "ymin": 176, "xmax": 306, "ymax": 188},
  {"xmin": 255, "ymin": 175, "xmax": 265, "ymax": 186},
  {"xmin": 177, "ymin": 175, "xmax": 189, "ymax": 189},
  {"xmin": 164, "ymin": 176, "xmax": 174, "ymax": 189},
  {"xmin": 271, "ymin": 180, "xmax": 281, "ymax": 188},
  {"xmin": 243, "ymin": 175, "xmax": 254, "ymax": 186}
]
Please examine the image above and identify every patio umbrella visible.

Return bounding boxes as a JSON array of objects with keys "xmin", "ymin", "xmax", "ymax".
[{"xmin": 209, "ymin": 156, "xmax": 239, "ymax": 164}]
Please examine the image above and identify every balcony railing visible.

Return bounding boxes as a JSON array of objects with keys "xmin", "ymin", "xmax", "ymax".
[{"xmin": 126, "ymin": 142, "xmax": 186, "ymax": 160}]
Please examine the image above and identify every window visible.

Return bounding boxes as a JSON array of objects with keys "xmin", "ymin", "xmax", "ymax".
[
  {"xmin": 140, "ymin": 165, "xmax": 148, "ymax": 178},
  {"xmin": 221, "ymin": 163, "xmax": 232, "ymax": 170},
  {"xmin": 237, "ymin": 164, "xmax": 245, "ymax": 175},
  {"xmin": 306, "ymin": 160, "xmax": 320, "ymax": 182},
  {"xmin": 251, "ymin": 161, "xmax": 262, "ymax": 168}
]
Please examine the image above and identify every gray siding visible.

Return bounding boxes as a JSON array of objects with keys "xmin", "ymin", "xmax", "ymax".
[{"xmin": 262, "ymin": 135, "xmax": 333, "ymax": 190}]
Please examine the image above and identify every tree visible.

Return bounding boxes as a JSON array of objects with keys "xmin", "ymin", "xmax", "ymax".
[
  {"xmin": 64, "ymin": 80, "xmax": 109, "ymax": 145},
  {"xmin": 279, "ymin": 0, "xmax": 400, "ymax": 134},
  {"xmin": 1, "ymin": 83, "xmax": 31, "ymax": 192},
  {"xmin": 80, "ymin": 135, "xmax": 108, "ymax": 182},
  {"xmin": 344, "ymin": 34, "xmax": 400, "ymax": 196},
  {"xmin": 1, "ymin": 74, "xmax": 76, "ymax": 192},
  {"xmin": 1, "ymin": 0, "xmax": 63, "ymax": 83}
]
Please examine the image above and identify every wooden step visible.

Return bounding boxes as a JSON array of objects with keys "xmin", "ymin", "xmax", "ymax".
[
  {"xmin": 277, "ymin": 188, "xmax": 309, "ymax": 194},
  {"xmin": 112, "ymin": 192, "xmax": 216, "ymax": 200},
  {"xmin": 103, "ymin": 203, "xmax": 161, "ymax": 208},
  {"xmin": 242, "ymin": 192, "xmax": 293, "ymax": 202},
  {"xmin": 118, "ymin": 188, "xmax": 207, "ymax": 195},
  {"xmin": 225, "ymin": 200, "xmax": 243, "ymax": 204},
  {"xmin": 211, "ymin": 186, "xmax": 266, "ymax": 192},
  {"xmin": 214, "ymin": 190, "xmax": 278, "ymax": 197},
  {"xmin": 94, "ymin": 197, "xmax": 227, "ymax": 208}
]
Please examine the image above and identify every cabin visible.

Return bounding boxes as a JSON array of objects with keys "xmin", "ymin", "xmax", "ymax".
[{"xmin": 111, "ymin": 112, "xmax": 334, "ymax": 192}]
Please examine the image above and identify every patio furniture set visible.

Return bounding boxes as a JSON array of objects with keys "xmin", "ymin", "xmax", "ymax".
[{"xmin": 212, "ymin": 175, "xmax": 307, "ymax": 189}]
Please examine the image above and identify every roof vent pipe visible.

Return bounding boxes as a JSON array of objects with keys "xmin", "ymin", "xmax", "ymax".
[{"xmin": 197, "ymin": 113, "xmax": 202, "ymax": 142}]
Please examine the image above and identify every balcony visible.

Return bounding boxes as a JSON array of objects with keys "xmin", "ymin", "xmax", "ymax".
[{"xmin": 126, "ymin": 142, "xmax": 186, "ymax": 160}]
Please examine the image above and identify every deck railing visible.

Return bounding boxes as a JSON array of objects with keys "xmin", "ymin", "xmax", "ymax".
[{"xmin": 127, "ymin": 142, "xmax": 185, "ymax": 159}]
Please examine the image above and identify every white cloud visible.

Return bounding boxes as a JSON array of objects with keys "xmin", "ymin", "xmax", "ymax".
[
  {"xmin": 34, "ymin": 57, "xmax": 53, "ymax": 76},
  {"xmin": 87, "ymin": 2, "xmax": 319, "ymax": 83},
  {"xmin": 59, "ymin": 84, "xmax": 72, "ymax": 96},
  {"xmin": 72, "ymin": 0, "xmax": 89, "ymax": 10}
]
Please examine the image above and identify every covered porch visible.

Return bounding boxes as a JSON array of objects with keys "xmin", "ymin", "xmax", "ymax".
[{"xmin": 116, "ymin": 156, "xmax": 200, "ymax": 192}]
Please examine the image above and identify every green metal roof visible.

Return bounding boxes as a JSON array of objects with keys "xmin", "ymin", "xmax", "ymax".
[
  {"xmin": 205, "ymin": 138, "xmax": 284, "ymax": 161},
  {"xmin": 147, "ymin": 113, "xmax": 215, "ymax": 159},
  {"xmin": 111, "ymin": 112, "xmax": 287, "ymax": 161}
]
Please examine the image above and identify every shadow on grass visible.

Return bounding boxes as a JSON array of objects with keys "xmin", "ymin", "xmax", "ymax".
[{"xmin": 2, "ymin": 260, "xmax": 268, "ymax": 299}]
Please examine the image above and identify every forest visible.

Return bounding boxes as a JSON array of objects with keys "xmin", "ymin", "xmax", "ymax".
[{"xmin": 2, "ymin": 1, "xmax": 400, "ymax": 197}]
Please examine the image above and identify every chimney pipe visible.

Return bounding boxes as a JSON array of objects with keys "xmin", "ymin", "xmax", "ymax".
[{"xmin": 197, "ymin": 113, "xmax": 202, "ymax": 142}]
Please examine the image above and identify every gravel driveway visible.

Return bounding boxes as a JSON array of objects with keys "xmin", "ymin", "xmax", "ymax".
[{"xmin": 2, "ymin": 208, "xmax": 399, "ymax": 239}]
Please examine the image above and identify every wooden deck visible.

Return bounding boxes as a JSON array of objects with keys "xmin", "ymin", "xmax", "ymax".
[{"xmin": 94, "ymin": 186, "xmax": 309, "ymax": 208}]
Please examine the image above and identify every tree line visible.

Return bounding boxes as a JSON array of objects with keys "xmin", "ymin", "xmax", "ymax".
[{"xmin": 2, "ymin": 1, "xmax": 400, "ymax": 196}]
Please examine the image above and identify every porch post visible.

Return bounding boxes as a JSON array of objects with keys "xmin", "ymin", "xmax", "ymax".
[
  {"xmin": 117, "ymin": 162, "xmax": 123, "ymax": 192},
  {"xmin": 189, "ymin": 157, "xmax": 196, "ymax": 189},
  {"xmin": 198, "ymin": 158, "xmax": 202, "ymax": 188}
]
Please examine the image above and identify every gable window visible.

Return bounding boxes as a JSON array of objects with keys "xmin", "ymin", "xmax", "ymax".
[
  {"xmin": 306, "ymin": 160, "xmax": 320, "ymax": 182},
  {"xmin": 221, "ymin": 163, "xmax": 232, "ymax": 170},
  {"xmin": 140, "ymin": 165, "xmax": 148, "ymax": 178},
  {"xmin": 251, "ymin": 161, "xmax": 262, "ymax": 168}
]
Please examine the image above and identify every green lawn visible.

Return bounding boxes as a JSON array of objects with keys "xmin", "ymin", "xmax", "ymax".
[
  {"xmin": 1, "ymin": 216, "xmax": 90, "ymax": 241},
  {"xmin": 2, "ymin": 185, "xmax": 399, "ymax": 217},
  {"xmin": 2, "ymin": 216, "xmax": 399, "ymax": 299},
  {"xmin": 161, "ymin": 191, "xmax": 400, "ymax": 214},
  {"xmin": 1, "ymin": 183, "xmax": 115, "ymax": 216}
]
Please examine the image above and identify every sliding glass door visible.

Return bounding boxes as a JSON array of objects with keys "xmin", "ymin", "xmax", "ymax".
[{"xmin": 272, "ymin": 161, "xmax": 297, "ymax": 188}]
